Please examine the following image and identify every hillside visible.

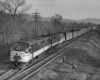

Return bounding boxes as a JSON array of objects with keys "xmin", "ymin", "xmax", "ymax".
[
  {"xmin": 32, "ymin": 30, "xmax": 100, "ymax": 80},
  {"xmin": 77, "ymin": 18, "xmax": 100, "ymax": 24},
  {"xmin": 0, "ymin": 12, "xmax": 100, "ymax": 24},
  {"xmin": 23, "ymin": 14, "xmax": 100, "ymax": 24}
]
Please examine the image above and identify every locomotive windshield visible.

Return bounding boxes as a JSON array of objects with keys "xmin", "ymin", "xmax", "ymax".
[
  {"xmin": 11, "ymin": 42, "xmax": 30, "ymax": 51},
  {"xmin": 13, "ymin": 42, "xmax": 29, "ymax": 47}
]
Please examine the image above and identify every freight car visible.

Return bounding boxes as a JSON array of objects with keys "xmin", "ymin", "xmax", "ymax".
[
  {"xmin": 10, "ymin": 27, "xmax": 92, "ymax": 67},
  {"xmin": 10, "ymin": 33, "xmax": 65, "ymax": 66}
]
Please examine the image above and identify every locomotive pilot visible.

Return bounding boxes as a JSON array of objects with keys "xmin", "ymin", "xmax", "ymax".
[{"xmin": 13, "ymin": 53, "xmax": 21, "ymax": 66}]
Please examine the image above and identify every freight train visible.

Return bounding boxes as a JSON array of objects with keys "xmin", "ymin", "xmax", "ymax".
[{"xmin": 10, "ymin": 27, "xmax": 94, "ymax": 66}]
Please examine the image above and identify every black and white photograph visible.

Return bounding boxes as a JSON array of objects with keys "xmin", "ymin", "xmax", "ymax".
[{"xmin": 0, "ymin": 0, "xmax": 100, "ymax": 80}]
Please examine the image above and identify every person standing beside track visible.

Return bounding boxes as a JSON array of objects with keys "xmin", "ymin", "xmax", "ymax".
[{"xmin": 72, "ymin": 64, "xmax": 77, "ymax": 72}]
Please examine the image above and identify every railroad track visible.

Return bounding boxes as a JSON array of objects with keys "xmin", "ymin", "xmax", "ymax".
[
  {"xmin": 0, "ymin": 63, "xmax": 34, "ymax": 80},
  {"xmin": 8, "ymin": 31, "xmax": 93, "ymax": 80},
  {"xmin": 0, "ymin": 69, "xmax": 18, "ymax": 80}
]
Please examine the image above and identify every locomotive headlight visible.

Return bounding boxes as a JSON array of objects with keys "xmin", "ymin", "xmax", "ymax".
[{"xmin": 25, "ymin": 49, "xmax": 29, "ymax": 53}]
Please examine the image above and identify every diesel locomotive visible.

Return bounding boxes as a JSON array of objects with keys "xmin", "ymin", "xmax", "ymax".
[{"xmin": 10, "ymin": 27, "xmax": 93, "ymax": 66}]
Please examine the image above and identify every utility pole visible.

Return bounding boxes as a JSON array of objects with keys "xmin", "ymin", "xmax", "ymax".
[
  {"xmin": 54, "ymin": 18, "xmax": 57, "ymax": 33},
  {"xmin": 32, "ymin": 11, "xmax": 40, "ymax": 37}
]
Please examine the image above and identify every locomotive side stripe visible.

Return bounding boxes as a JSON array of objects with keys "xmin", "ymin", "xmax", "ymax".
[{"xmin": 33, "ymin": 44, "xmax": 51, "ymax": 57}]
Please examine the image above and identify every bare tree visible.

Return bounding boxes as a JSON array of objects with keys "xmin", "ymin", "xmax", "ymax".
[
  {"xmin": 2, "ymin": 0, "xmax": 31, "ymax": 20},
  {"xmin": 0, "ymin": 0, "xmax": 32, "ymax": 43},
  {"xmin": 51, "ymin": 14, "xmax": 63, "ymax": 33},
  {"xmin": 0, "ymin": 11, "xmax": 12, "ymax": 43}
]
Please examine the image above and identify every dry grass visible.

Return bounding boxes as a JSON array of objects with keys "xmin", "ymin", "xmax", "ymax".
[{"xmin": 32, "ymin": 31, "xmax": 100, "ymax": 80}]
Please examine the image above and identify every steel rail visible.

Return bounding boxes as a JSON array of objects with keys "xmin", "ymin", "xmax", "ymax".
[
  {"xmin": 22, "ymin": 31, "xmax": 92, "ymax": 80},
  {"xmin": 9, "ymin": 31, "xmax": 93, "ymax": 80},
  {"xmin": 0, "ymin": 69, "xmax": 13, "ymax": 79},
  {"xmin": 0, "ymin": 69, "xmax": 19, "ymax": 80}
]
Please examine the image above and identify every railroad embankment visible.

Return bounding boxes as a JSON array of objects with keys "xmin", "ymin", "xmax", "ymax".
[{"xmin": 32, "ymin": 30, "xmax": 100, "ymax": 80}]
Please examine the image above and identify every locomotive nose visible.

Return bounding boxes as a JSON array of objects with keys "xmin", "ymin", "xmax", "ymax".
[
  {"xmin": 16, "ymin": 53, "xmax": 19, "ymax": 55},
  {"xmin": 13, "ymin": 53, "xmax": 21, "ymax": 60}
]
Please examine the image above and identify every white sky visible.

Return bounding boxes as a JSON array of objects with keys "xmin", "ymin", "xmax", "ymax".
[{"xmin": 26, "ymin": 0, "xmax": 100, "ymax": 20}]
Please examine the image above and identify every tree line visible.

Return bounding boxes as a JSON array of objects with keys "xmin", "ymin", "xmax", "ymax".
[{"xmin": 0, "ymin": 0, "xmax": 96, "ymax": 44}]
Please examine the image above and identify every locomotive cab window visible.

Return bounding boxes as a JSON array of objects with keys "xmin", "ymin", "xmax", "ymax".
[
  {"xmin": 41, "ymin": 40, "xmax": 44, "ymax": 48},
  {"xmin": 43, "ymin": 40, "xmax": 48, "ymax": 46},
  {"xmin": 13, "ymin": 42, "xmax": 29, "ymax": 47},
  {"xmin": 11, "ymin": 42, "xmax": 30, "ymax": 51},
  {"xmin": 34, "ymin": 42, "xmax": 42, "ymax": 51},
  {"xmin": 29, "ymin": 45, "xmax": 34, "ymax": 52},
  {"xmin": 43, "ymin": 38, "xmax": 51, "ymax": 46}
]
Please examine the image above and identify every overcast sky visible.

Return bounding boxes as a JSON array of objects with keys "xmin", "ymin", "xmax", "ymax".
[{"xmin": 26, "ymin": 0, "xmax": 100, "ymax": 20}]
